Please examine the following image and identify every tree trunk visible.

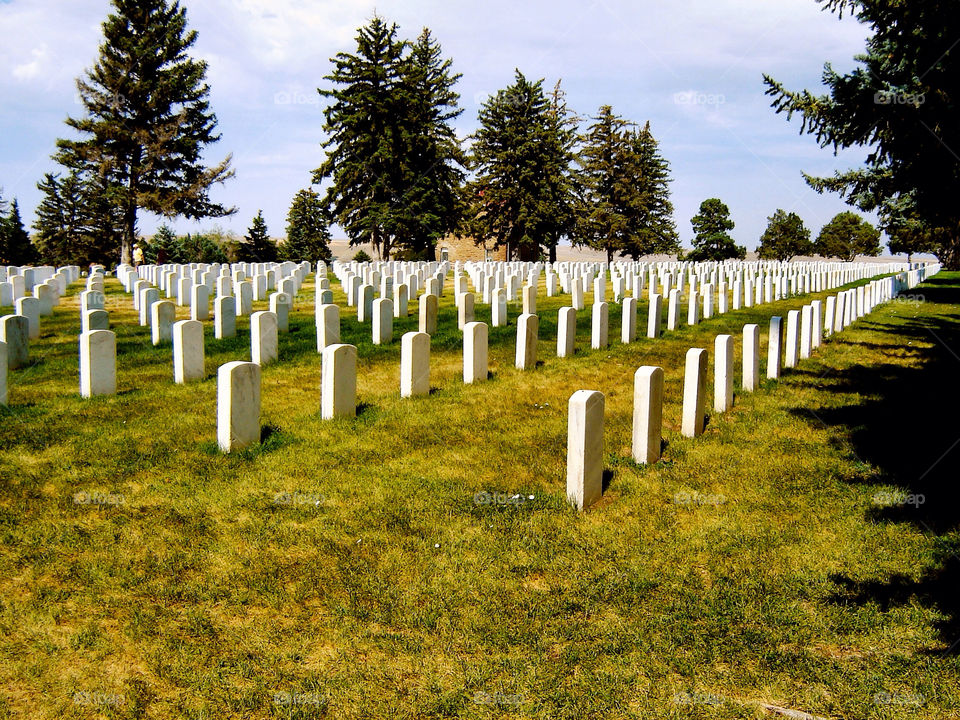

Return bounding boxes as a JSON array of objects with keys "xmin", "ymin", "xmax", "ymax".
[{"xmin": 121, "ymin": 199, "xmax": 135, "ymax": 267}]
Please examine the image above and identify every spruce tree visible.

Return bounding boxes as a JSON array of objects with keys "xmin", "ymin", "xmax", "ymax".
[
  {"xmin": 283, "ymin": 189, "xmax": 332, "ymax": 263},
  {"xmin": 392, "ymin": 28, "xmax": 466, "ymax": 259},
  {"xmin": 815, "ymin": 211, "xmax": 881, "ymax": 261},
  {"xmin": 763, "ymin": 0, "xmax": 960, "ymax": 267},
  {"xmin": 314, "ymin": 16, "xmax": 407, "ymax": 260},
  {"xmin": 240, "ymin": 211, "xmax": 277, "ymax": 263},
  {"xmin": 32, "ymin": 172, "xmax": 123, "ymax": 266},
  {"xmin": 687, "ymin": 198, "xmax": 745, "ymax": 261},
  {"xmin": 758, "ymin": 209, "xmax": 813, "ymax": 261},
  {"xmin": 55, "ymin": 0, "xmax": 234, "ymax": 265},
  {"xmin": 146, "ymin": 225, "xmax": 184, "ymax": 264},
  {"xmin": 620, "ymin": 122, "xmax": 680, "ymax": 260},
  {"xmin": 1, "ymin": 200, "xmax": 38, "ymax": 266},
  {"xmin": 466, "ymin": 71, "xmax": 577, "ymax": 261}
]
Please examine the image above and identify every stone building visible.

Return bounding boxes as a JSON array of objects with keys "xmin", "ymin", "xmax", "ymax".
[{"xmin": 436, "ymin": 235, "xmax": 507, "ymax": 263}]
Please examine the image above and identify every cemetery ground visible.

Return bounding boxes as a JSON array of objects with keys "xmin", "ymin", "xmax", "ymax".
[{"xmin": 1, "ymin": 271, "xmax": 959, "ymax": 719}]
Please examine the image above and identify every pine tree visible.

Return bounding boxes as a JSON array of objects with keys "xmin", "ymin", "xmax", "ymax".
[
  {"xmin": 391, "ymin": 28, "xmax": 466, "ymax": 260},
  {"xmin": 758, "ymin": 209, "xmax": 813, "ymax": 261},
  {"xmin": 240, "ymin": 211, "xmax": 277, "ymax": 263},
  {"xmin": 624, "ymin": 122, "xmax": 680, "ymax": 259},
  {"xmin": 814, "ymin": 211, "xmax": 881, "ymax": 261},
  {"xmin": 283, "ymin": 189, "xmax": 333, "ymax": 263},
  {"xmin": 145, "ymin": 225, "xmax": 184, "ymax": 264},
  {"xmin": 763, "ymin": 0, "xmax": 960, "ymax": 268},
  {"xmin": 687, "ymin": 198, "xmax": 745, "ymax": 261},
  {"xmin": 32, "ymin": 171, "xmax": 123, "ymax": 266},
  {"xmin": 314, "ymin": 16, "xmax": 407, "ymax": 260},
  {"xmin": 55, "ymin": 0, "xmax": 234, "ymax": 265},
  {"xmin": 0, "ymin": 200, "xmax": 38, "ymax": 266},
  {"xmin": 465, "ymin": 71, "xmax": 578, "ymax": 261}
]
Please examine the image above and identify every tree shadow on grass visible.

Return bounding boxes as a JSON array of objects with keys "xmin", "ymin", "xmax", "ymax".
[{"xmin": 789, "ymin": 273, "xmax": 960, "ymax": 652}]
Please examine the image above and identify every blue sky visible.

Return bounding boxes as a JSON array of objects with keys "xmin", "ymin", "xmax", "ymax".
[{"xmin": 0, "ymin": 0, "xmax": 880, "ymax": 251}]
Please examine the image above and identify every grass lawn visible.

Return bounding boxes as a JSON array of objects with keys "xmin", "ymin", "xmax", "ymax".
[{"xmin": 1, "ymin": 268, "xmax": 958, "ymax": 719}]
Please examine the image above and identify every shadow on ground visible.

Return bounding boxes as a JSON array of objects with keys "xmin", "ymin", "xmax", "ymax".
[{"xmin": 790, "ymin": 273, "xmax": 960, "ymax": 652}]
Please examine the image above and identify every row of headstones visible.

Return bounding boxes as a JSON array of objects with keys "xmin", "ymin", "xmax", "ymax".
[
  {"xmin": 564, "ymin": 266, "xmax": 940, "ymax": 510},
  {"xmin": 0, "ymin": 262, "xmax": 935, "ymax": 408},
  {"xmin": 0, "ymin": 265, "xmax": 82, "ymax": 308},
  {"xmin": 212, "ymin": 267, "xmax": 936, "ymax": 454}
]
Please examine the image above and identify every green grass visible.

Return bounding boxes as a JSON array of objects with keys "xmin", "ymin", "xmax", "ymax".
[{"xmin": 1, "ymin": 269, "xmax": 958, "ymax": 719}]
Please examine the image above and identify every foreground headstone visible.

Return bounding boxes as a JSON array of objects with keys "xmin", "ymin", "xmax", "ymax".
[
  {"xmin": 0, "ymin": 315, "xmax": 28, "ymax": 369},
  {"xmin": 632, "ymin": 366, "xmax": 663, "ymax": 465},
  {"xmin": 373, "ymin": 298, "xmax": 394, "ymax": 345},
  {"xmin": 400, "ymin": 331, "xmax": 430, "ymax": 398},
  {"xmin": 767, "ymin": 316, "xmax": 783, "ymax": 380},
  {"xmin": 714, "ymin": 334, "xmax": 734, "ymax": 413},
  {"xmin": 419, "ymin": 293, "xmax": 438, "ymax": 335},
  {"xmin": 463, "ymin": 321, "xmax": 488, "ymax": 384},
  {"xmin": 557, "ymin": 307, "xmax": 576, "ymax": 358},
  {"xmin": 251, "ymin": 311, "xmax": 278, "ymax": 366},
  {"xmin": 567, "ymin": 389, "xmax": 605, "ymax": 511},
  {"xmin": 516, "ymin": 313, "xmax": 538, "ymax": 370},
  {"xmin": 742, "ymin": 324, "xmax": 760, "ymax": 392},
  {"xmin": 173, "ymin": 319, "xmax": 205, "ymax": 383},
  {"xmin": 151, "ymin": 300, "xmax": 176, "ymax": 345},
  {"xmin": 681, "ymin": 347, "xmax": 708, "ymax": 438},
  {"xmin": 0, "ymin": 341, "xmax": 6, "ymax": 405},
  {"xmin": 316, "ymin": 303, "xmax": 340, "ymax": 351},
  {"xmin": 622, "ymin": 296, "xmax": 638, "ymax": 343},
  {"xmin": 321, "ymin": 343, "xmax": 357, "ymax": 419},
  {"xmin": 217, "ymin": 361, "xmax": 261, "ymax": 452},
  {"xmin": 591, "ymin": 302, "xmax": 608, "ymax": 349},
  {"xmin": 215, "ymin": 295, "xmax": 236, "ymax": 339},
  {"xmin": 785, "ymin": 309, "xmax": 800, "ymax": 368},
  {"xmin": 79, "ymin": 329, "xmax": 116, "ymax": 398}
]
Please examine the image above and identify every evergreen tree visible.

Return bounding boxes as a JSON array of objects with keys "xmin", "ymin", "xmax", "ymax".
[
  {"xmin": 145, "ymin": 225, "xmax": 184, "ymax": 264},
  {"xmin": 687, "ymin": 198, "xmax": 745, "ymax": 261},
  {"xmin": 1, "ymin": 199, "xmax": 39, "ymax": 266},
  {"xmin": 55, "ymin": 0, "xmax": 234, "ymax": 265},
  {"xmin": 814, "ymin": 211, "xmax": 881, "ymax": 261},
  {"xmin": 239, "ymin": 211, "xmax": 277, "ymax": 263},
  {"xmin": 627, "ymin": 122, "xmax": 680, "ymax": 259},
  {"xmin": 465, "ymin": 71, "xmax": 578, "ymax": 261},
  {"xmin": 32, "ymin": 171, "xmax": 123, "ymax": 266},
  {"xmin": 283, "ymin": 189, "xmax": 333, "ymax": 263},
  {"xmin": 391, "ymin": 29, "xmax": 466, "ymax": 260},
  {"xmin": 180, "ymin": 231, "xmax": 228, "ymax": 264},
  {"xmin": 758, "ymin": 209, "xmax": 813, "ymax": 261},
  {"xmin": 763, "ymin": 0, "xmax": 960, "ymax": 268},
  {"xmin": 314, "ymin": 16, "xmax": 407, "ymax": 260}
]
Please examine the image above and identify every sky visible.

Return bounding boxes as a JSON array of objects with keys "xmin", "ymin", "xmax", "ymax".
[{"xmin": 0, "ymin": 0, "xmax": 882, "ymax": 252}]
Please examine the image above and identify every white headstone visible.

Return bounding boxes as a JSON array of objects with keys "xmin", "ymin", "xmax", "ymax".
[
  {"xmin": 82, "ymin": 309, "xmax": 109, "ymax": 334},
  {"xmin": 591, "ymin": 302, "xmax": 608, "ymax": 350},
  {"xmin": 632, "ymin": 366, "xmax": 663, "ymax": 465},
  {"xmin": 173, "ymin": 319, "xmax": 205, "ymax": 383},
  {"xmin": 400, "ymin": 331, "xmax": 430, "ymax": 398},
  {"xmin": 516, "ymin": 313, "xmax": 538, "ymax": 370},
  {"xmin": 0, "ymin": 315, "xmax": 28, "ymax": 369},
  {"xmin": 269, "ymin": 292, "xmax": 291, "ymax": 333},
  {"xmin": 215, "ymin": 295, "xmax": 237, "ymax": 339},
  {"xmin": 316, "ymin": 303, "xmax": 340, "ymax": 351},
  {"xmin": 681, "ymin": 347, "xmax": 708, "ymax": 438},
  {"xmin": 767, "ymin": 316, "xmax": 783, "ymax": 380},
  {"xmin": 648, "ymin": 293, "xmax": 663, "ymax": 339},
  {"xmin": 714, "ymin": 334, "xmax": 734, "ymax": 413},
  {"xmin": 785, "ymin": 309, "xmax": 800, "ymax": 368},
  {"xmin": 15, "ymin": 297, "xmax": 39, "ymax": 340},
  {"xmin": 251, "ymin": 311, "xmax": 278, "ymax": 366},
  {"xmin": 79, "ymin": 329, "xmax": 116, "ymax": 398},
  {"xmin": 151, "ymin": 300, "xmax": 176, "ymax": 345},
  {"xmin": 190, "ymin": 284, "xmax": 210, "ymax": 321},
  {"xmin": 566, "ymin": 389, "xmax": 605, "ymax": 511},
  {"xmin": 217, "ymin": 361, "xmax": 261, "ymax": 452},
  {"xmin": 419, "ymin": 293, "xmax": 438, "ymax": 335},
  {"xmin": 321, "ymin": 343, "xmax": 357, "ymax": 419},
  {"xmin": 463, "ymin": 321, "xmax": 488, "ymax": 384},
  {"xmin": 373, "ymin": 298, "xmax": 393, "ymax": 344},
  {"xmin": 622, "ymin": 296, "xmax": 637, "ymax": 344},
  {"xmin": 557, "ymin": 307, "xmax": 576, "ymax": 358},
  {"xmin": 0, "ymin": 341, "xmax": 6, "ymax": 405},
  {"xmin": 742, "ymin": 324, "xmax": 760, "ymax": 392}
]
